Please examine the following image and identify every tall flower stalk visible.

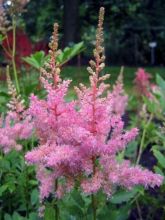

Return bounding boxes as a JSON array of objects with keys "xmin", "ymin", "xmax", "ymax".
[
  {"xmin": 0, "ymin": 0, "xmax": 30, "ymax": 93},
  {"xmin": 75, "ymin": 7, "xmax": 163, "ymax": 218},
  {"xmin": 11, "ymin": 15, "xmax": 20, "ymax": 93},
  {"xmin": 25, "ymin": 7, "xmax": 163, "ymax": 219},
  {"xmin": 25, "ymin": 23, "xmax": 75, "ymax": 219},
  {"xmin": 88, "ymin": 7, "xmax": 105, "ymax": 219}
]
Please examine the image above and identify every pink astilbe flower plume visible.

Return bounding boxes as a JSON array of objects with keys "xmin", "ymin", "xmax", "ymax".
[
  {"xmin": 25, "ymin": 8, "xmax": 163, "ymax": 212},
  {"xmin": 134, "ymin": 68, "xmax": 154, "ymax": 99},
  {"xmin": 74, "ymin": 8, "xmax": 163, "ymax": 195},
  {"xmin": 0, "ymin": 67, "xmax": 33, "ymax": 153},
  {"xmin": 25, "ymin": 24, "xmax": 83, "ymax": 203},
  {"xmin": 110, "ymin": 66, "xmax": 128, "ymax": 116}
]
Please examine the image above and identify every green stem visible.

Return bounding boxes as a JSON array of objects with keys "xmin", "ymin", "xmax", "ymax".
[
  {"xmin": 91, "ymin": 194, "xmax": 96, "ymax": 220},
  {"xmin": 135, "ymin": 113, "xmax": 153, "ymax": 220},
  {"xmin": 54, "ymin": 179, "xmax": 59, "ymax": 220},
  {"xmin": 12, "ymin": 16, "xmax": 20, "ymax": 94},
  {"xmin": 136, "ymin": 113, "xmax": 153, "ymax": 165},
  {"xmin": 25, "ymin": 168, "xmax": 29, "ymax": 217},
  {"xmin": 91, "ymin": 157, "xmax": 97, "ymax": 220},
  {"xmin": 135, "ymin": 199, "xmax": 143, "ymax": 220}
]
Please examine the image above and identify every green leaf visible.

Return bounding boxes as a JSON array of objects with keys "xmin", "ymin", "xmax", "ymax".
[
  {"xmin": 98, "ymin": 204, "xmax": 131, "ymax": 220},
  {"xmin": 70, "ymin": 42, "xmax": 84, "ymax": 57},
  {"xmin": 125, "ymin": 141, "xmax": 138, "ymax": 158},
  {"xmin": 22, "ymin": 51, "xmax": 46, "ymax": 70},
  {"xmin": 153, "ymin": 149, "xmax": 165, "ymax": 168},
  {"xmin": 0, "ymin": 159, "xmax": 10, "ymax": 170},
  {"xmin": 29, "ymin": 180, "xmax": 38, "ymax": 186},
  {"xmin": 70, "ymin": 190, "xmax": 85, "ymax": 208},
  {"xmin": 23, "ymin": 42, "xmax": 84, "ymax": 70},
  {"xmin": 0, "ymin": 34, "xmax": 6, "ymax": 44},
  {"xmin": 143, "ymin": 96, "xmax": 156, "ymax": 113},
  {"xmin": 12, "ymin": 212, "xmax": 22, "ymax": 220},
  {"xmin": 110, "ymin": 187, "xmax": 140, "ymax": 204},
  {"xmin": 29, "ymin": 212, "xmax": 38, "ymax": 220},
  {"xmin": 156, "ymin": 74, "xmax": 165, "ymax": 91},
  {"xmin": 4, "ymin": 213, "xmax": 12, "ymax": 220},
  {"xmin": 60, "ymin": 193, "xmax": 84, "ymax": 217},
  {"xmin": 155, "ymin": 74, "xmax": 165, "ymax": 111},
  {"xmin": 154, "ymin": 166, "xmax": 164, "ymax": 176},
  {"xmin": 0, "ymin": 185, "xmax": 8, "ymax": 196},
  {"xmin": 31, "ymin": 189, "xmax": 39, "ymax": 206},
  {"xmin": 57, "ymin": 42, "xmax": 84, "ymax": 65},
  {"xmin": 44, "ymin": 204, "xmax": 55, "ymax": 220}
]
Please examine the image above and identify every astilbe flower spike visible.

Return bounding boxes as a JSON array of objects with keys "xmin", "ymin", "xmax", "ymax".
[
  {"xmin": 75, "ymin": 8, "xmax": 163, "ymax": 196},
  {"xmin": 25, "ymin": 23, "xmax": 83, "ymax": 203},
  {"xmin": 134, "ymin": 68, "xmax": 161, "ymax": 116},
  {"xmin": 25, "ymin": 8, "xmax": 163, "ymax": 215},
  {"xmin": 110, "ymin": 66, "xmax": 128, "ymax": 116},
  {"xmin": 0, "ymin": 67, "xmax": 33, "ymax": 153},
  {"xmin": 134, "ymin": 68, "xmax": 154, "ymax": 99}
]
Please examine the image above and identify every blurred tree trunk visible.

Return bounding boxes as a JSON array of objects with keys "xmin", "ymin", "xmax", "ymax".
[{"xmin": 63, "ymin": 0, "xmax": 79, "ymax": 47}]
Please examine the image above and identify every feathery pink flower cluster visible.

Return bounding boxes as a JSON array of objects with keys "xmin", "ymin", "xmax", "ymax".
[
  {"xmin": 0, "ymin": 72, "xmax": 33, "ymax": 153},
  {"xmin": 111, "ymin": 69, "xmax": 128, "ymax": 116},
  {"xmin": 0, "ymin": 112, "xmax": 32, "ymax": 153},
  {"xmin": 25, "ymin": 9, "xmax": 163, "ymax": 205},
  {"xmin": 134, "ymin": 68, "xmax": 155, "ymax": 98},
  {"xmin": 25, "ymin": 23, "xmax": 81, "ymax": 200}
]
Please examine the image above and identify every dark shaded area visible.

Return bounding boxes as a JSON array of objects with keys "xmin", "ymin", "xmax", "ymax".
[{"xmin": 23, "ymin": 0, "xmax": 165, "ymax": 66}]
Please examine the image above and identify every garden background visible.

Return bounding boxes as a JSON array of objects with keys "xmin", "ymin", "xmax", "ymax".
[{"xmin": 0, "ymin": 1, "xmax": 165, "ymax": 220}]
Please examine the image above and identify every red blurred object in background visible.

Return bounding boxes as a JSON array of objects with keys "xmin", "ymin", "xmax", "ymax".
[
  {"xmin": 2, "ymin": 29, "xmax": 49, "ymax": 68},
  {"xmin": 2, "ymin": 29, "xmax": 33, "ymax": 67},
  {"xmin": 33, "ymin": 40, "xmax": 49, "ymax": 54}
]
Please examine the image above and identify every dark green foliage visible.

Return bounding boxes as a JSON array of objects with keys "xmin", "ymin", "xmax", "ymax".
[{"xmin": 0, "ymin": 150, "xmax": 39, "ymax": 219}]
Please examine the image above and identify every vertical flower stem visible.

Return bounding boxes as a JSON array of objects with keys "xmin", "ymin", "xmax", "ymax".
[
  {"xmin": 25, "ymin": 167, "xmax": 29, "ymax": 218},
  {"xmin": 91, "ymin": 157, "xmax": 97, "ymax": 220},
  {"xmin": 136, "ymin": 113, "xmax": 153, "ymax": 165},
  {"xmin": 135, "ymin": 113, "xmax": 153, "ymax": 220},
  {"xmin": 6, "ymin": 34, "xmax": 12, "ymax": 53},
  {"xmin": 12, "ymin": 16, "xmax": 20, "ymax": 94},
  {"xmin": 91, "ymin": 194, "xmax": 96, "ymax": 220},
  {"xmin": 54, "ymin": 179, "xmax": 59, "ymax": 220},
  {"xmin": 135, "ymin": 199, "xmax": 143, "ymax": 220}
]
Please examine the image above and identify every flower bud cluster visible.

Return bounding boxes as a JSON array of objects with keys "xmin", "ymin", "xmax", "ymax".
[
  {"xmin": 0, "ymin": 0, "xmax": 11, "ymax": 35},
  {"xmin": 5, "ymin": 0, "xmax": 30, "ymax": 16}
]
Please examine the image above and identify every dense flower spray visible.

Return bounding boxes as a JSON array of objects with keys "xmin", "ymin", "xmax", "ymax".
[
  {"xmin": 0, "ymin": 68, "xmax": 33, "ymax": 153},
  {"xmin": 25, "ymin": 8, "xmax": 163, "ymax": 218}
]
